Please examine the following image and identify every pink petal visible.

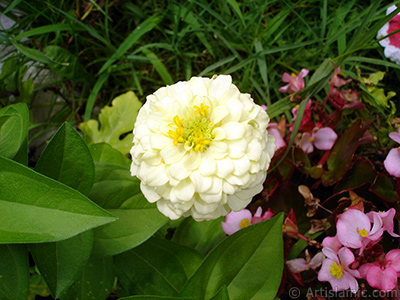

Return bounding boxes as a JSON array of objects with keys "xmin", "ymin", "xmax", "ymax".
[
  {"xmin": 313, "ymin": 127, "xmax": 338, "ymax": 150},
  {"xmin": 338, "ymin": 247, "xmax": 359, "ymax": 278},
  {"xmin": 359, "ymin": 263, "xmax": 375, "ymax": 279},
  {"xmin": 336, "ymin": 209, "xmax": 371, "ymax": 249},
  {"xmin": 300, "ymin": 132, "xmax": 314, "ymax": 153},
  {"xmin": 221, "ymin": 209, "xmax": 252, "ymax": 235},
  {"xmin": 268, "ymin": 128, "xmax": 286, "ymax": 149},
  {"xmin": 298, "ymin": 68, "xmax": 309, "ymax": 78},
  {"xmin": 309, "ymin": 252, "xmax": 325, "ymax": 270},
  {"xmin": 278, "ymin": 84, "xmax": 290, "ymax": 93},
  {"xmin": 367, "ymin": 209, "xmax": 399, "ymax": 238},
  {"xmin": 384, "ymin": 148, "xmax": 400, "ymax": 177},
  {"xmin": 286, "ymin": 258, "xmax": 309, "ymax": 273},
  {"xmin": 365, "ymin": 265, "xmax": 398, "ymax": 292},
  {"xmin": 386, "ymin": 249, "xmax": 400, "ymax": 272},
  {"xmin": 389, "ymin": 131, "xmax": 400, "ymax": 144},
  {"xmin": 322, "ymin": 235, "xmax": 342, "ymax": 254}
]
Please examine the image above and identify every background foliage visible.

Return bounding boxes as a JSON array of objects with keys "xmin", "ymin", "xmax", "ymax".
[{"xmin": 1, "ymin": 0, "xmax": 400, "ymax": 299}]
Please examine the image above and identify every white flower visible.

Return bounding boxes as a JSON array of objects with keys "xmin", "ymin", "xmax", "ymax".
[
  {"xmin": 377, "ymin": 5, "xmax": 400, "ymax": 65},
  {"xmin": 130, "ymin": 75, "xmax": 276, "ymax": 221}
]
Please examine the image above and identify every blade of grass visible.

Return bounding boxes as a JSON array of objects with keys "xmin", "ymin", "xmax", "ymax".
[
  {"xmin": 84, "ymin": 72, "xmax": 109, "ymax": 121},
  {"xmin": 98, "ymin": 15, "xmax": 162, "ymax": 74},
  {"xmin": 226, "ymin": 0, "xmax": 246, "ymax": 27},
  {"xmin": 13, "ymin": 24, "xmax": 71, "ymax": 41},
  {"xmin": 141, "ymin": 48, "xmax": 174, "ymax": 85},
  {"xmin": 1, "ymin": 0, "xmax": 23, "ymax": 15}
]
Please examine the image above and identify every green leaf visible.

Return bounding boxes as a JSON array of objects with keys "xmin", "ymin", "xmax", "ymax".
[
  {"xmin": 29, "ymin": 230, "xmax": 93, "ymax": 298},
  {"xmin": 115, "ymin": 237, "xmax": 203, "ymax": 296},
  {"xmin": 34, "ymin": 122, "xmax": 95, "ymax": 195},
  {"xmin": 43, "ymin": 46, "xmax": 88, "ymax": 81},
  {"xmin": 89, "ymin": 142, "xmax": 130, "ymax": 167},
  {"xmin": 0, "ymin": 103, "xmax": 29, "ymax": 160},
  {"xmin": 13, "ymin": 24, "xmax": 72, "ymax": 41},
  {"xmin": 89, "ymin": 163, "xmax": 168, "ymax": 257},
  {"xmin": 141, "ymin": 48, "xmax": 174, "ymax": 85},
  {"xmin": 172, "ymin": 217, "xmax": 226, "ymax": 256},
  {"xmin": 180, "ymin": 214, "xmax": 284, "ymax": 300},
  {"xmin": 0, "ymin": 155, "xmax": 116, "ymax": 243},
  {"xmin": 99, "ymin": 15, "xmax": 162, "ymax": 74},
  {"xmin": 80, "ymin": 91, "xmax": 142, "ymax": 155},
  {"xmin": 210, "ymin": 285, "xmax": 230, "ymax": 300},
  {"xmin": 59, "ymin": 256, "xmax": 114, "ymax": 300},
  {"xmin": 0, "ymin": 244, "xmax": 29, "ymax": 300},
  {"xmin": 11, "ymin": 41, "xmax": 55, "ymax": 64}
]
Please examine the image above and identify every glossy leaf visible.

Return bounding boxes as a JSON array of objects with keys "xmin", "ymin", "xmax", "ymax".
[
  {"xmin": 89, "ymin": 163, "xmax": 168, "ymax": 257},
  {"xmin": 59, "ymin": 257, "xmax": 114, "ymax": 300},
  {"xmin": 172, "ymin": 217, "xmax": 226, "ymax": 256},
  {"xmin": 114, "ymin": 237, "xmax": 203, "ymax": 296},
  {"xmin": 89, "ymin": 142, "xmax": 130, "ymax": 167},
  {"xmin": 0, "ymin": 155, "xmax": 116, "ymax": 243},
  {"xmin": 0, "ymin": 244, "xmax": 29, "ymax": 300},
  {"xmin": 35, "ymin": 122, "xmax": 95, "ymax": 195},
  {"xmin": 334, "ymin": 158, "xmax": 377, "ymax": 193},
  {"xmin": 29, "ymin": 230, "xmax": 93, "ymax": 298},
  {"xmin": 370, "ymin": 174, "xmax": 398, "ymax": 202},
  {"xmin": 210, "ymin": 285, "xmax": 230, "ymax": 300},
  {"xmin": 119, "ymin": 296, "xmax": 194, "ymax": 300},
  {"xmin": 322, "ymin": 120, "xmax": 368, "ymax": 185},
  {"xmin": 180, "ymin": 214, "xmax": 284, "ymax": 300},
  {"xmin": 80, "ymin": 91, "xmax": 142, "ymax": 155}
]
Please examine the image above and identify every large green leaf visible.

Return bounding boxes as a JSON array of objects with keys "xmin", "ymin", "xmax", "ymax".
[
  {"xmin": 180, "ymin": 214, "xmax": 284, "ymax": 300},
  {"xmin": 59, "ymin": 256, "xmax": 114, "ymax": 300},
  {"xmin": 89, "ymin": 142, "xmax": 130, "ymax": 167},
  {"xmin": 172, "ymin": 217, "xmax": 226, "ymax": 256},
  {"xmin": 0, "ymin": 244, "xmax": 29, "ymax": 300},
  {"xmin": 89, "ymin": 163, "xmax": 168, "ymax": 257},
  {"xmin": 80, "ymin": 91, "xmax": 142, "ymax": 155},
  {"xmin": 0, "ymin": 155, "xmax": 116, "ymax": 243},
  {"xmin": 0, "ymin": 103, "xmax": 29, "ymax": 161},
  {"xmin": 35, "ymin": 122, "xmax": 95, "ymax": 195},
  {"xmin": 114, "ymin": 237, "xmax": 203, "ymax": 297},
  {"xmin": 29, "ymin": 230, "xmax": 93, "ymax": 298},
  {"xmin": 119, "ymin": 296, "xmax": 194, "ymax": 300},
  {"xmin": 210, "ymin": 286, "xmax": 230, "ymax": 300}
]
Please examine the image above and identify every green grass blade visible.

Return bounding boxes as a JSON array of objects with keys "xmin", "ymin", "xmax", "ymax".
[
  {"xmin": 13, "ymin": 24, "xmax": 72, "ymax": 41},
  {"xmin": 141, "ymin": 49, "xmax": 174, "ymax": 85},
  {"xmin": 98, "ymin": 15, "xmax": 162, "ymax": 74},
  {"xmin": 1, "ymin": 0, "xmax": 23, "ymax": 15},
  {"xmin": 84, "ymin": 72, "xmax": 110, "ymax": 121},
  {"xmin": 226, "ymin": 0, "xmax": 246, "ymax": 27}
]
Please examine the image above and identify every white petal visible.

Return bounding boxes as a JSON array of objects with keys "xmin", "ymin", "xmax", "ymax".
[
  {"xmin": 171, "ymin": 179, "xmax": 195, "ymax": 202},
  {"xmin": 246, "ymin": 140, "xmax": 262, "ymax": 161},
  {"xmin": 208, "ymin": 141, "xmax": 228, "ymax": 160},
  {"xmin": 209, "ymin": 75, "xmax": 232, "ymax": 99},
  {"xmin": 168, "ymin": 160, "xmax": 191, "ymax": 181},
  {"xmin": 211, "ymin": 105, "xmax": 229, "ymax": 124},
  {"xmin": 227, "ymin": 194, "xmax": 251, "ymax": 211},
  {"xmin": 160, "ymin": 144, "xmax": 186, "ymax": 164},
  {"xmin": 216, "ymin": 158, "xmax": 234, "ymax": 178},
  {"xmin": 157, "ymin": 200, "xmax": 183, "ymax": 220},
  {"xmin": 150, "ymin": 135, "xmax": 171, "ymax": 150},
  {"xmin": 198, "ymin": 152, "xmax": 217, "ymax": 176},
  {"xmin": 190, "ymin": 171, "xmax": 213, "ymax": 193},
  {"xmin": 182, "ymin": 150, "xmax": 202, "ymax": 171},
  {"xmin": 140, "ymin": 182, "xmax": 161, "ymax": 203},
  {"xmin": 221, "ymin": 122, "xmax": 245, "ymax": 140},
  {"xmin": 232, "ymin": 156, "xmax": 251, "ymax": 177}
]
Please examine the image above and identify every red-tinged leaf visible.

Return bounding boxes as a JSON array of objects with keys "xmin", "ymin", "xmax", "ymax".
[
  {"xmin": 322, "ymin": 120, "xmax": 369, "ymax": 186},
  {"xmin": 334, "ymin": 158, "xmax": 377, "ymax": 194},
  {"xmin": 370, "ymin": 174, "xmax": 398, "ymax": 202},
  {"xmin": 292, "ymin": 148, "xmax": 323, "ymax": 179},
  {"xmin": 277, "ymin": 159, "xmax": 295, "ymax": 180}
]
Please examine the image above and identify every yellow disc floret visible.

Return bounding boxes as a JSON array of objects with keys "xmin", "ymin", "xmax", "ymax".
[
  {"xmin": 330, "ymin": 261, "xmax": 343, "ymax": 279},
  {"xmin": 358, "ymin": 228, "xmax": 368, "ymax": 237},
  {"xmin": 168, "ymin": 103, "xmax": 214, "ymax": 152},
  {"xmin": 239, "ymin": 218, "xmax": 251, "ymax": 229}
]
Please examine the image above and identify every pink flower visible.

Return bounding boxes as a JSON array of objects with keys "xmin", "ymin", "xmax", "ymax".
[
  {"xmin": 268, "ymin": 122, "xmax": 286, "ymax": 150},
  {"xmin": 286, "ymin": 252, "xmax": 325, "ymax": 273},
  {"xmin": 279, "ymin": 68, "xmax": 309, "ymax": 93},
  {"xmin": 221, "ymin": 209, "xmax": 252, "ymax": 235},
  {"xmin": 336, "ymin": 209, "xmax": 383, "ymax": 253},
  {"xmin": 384, "ymin": 127, "xmax": 400, "ymax": 177},
  {"xmin": 377, "ymin": 5, "xmax": 400, "ymax": 65},
  {"xmin": 322, "ymin": 235, "xmax": 342, "ymax": 254},
  {"xmin": 251, "ymin": 207, "xmax": 275, "ymax": 224},
  {"xmin": 221, "ymin": 207, "xmax": 274, "ymax": 235},
  {"xmin": 367, "ymin": 208, "xmax": 400, "ymax": 238},
  {"xmin": 318, "ymin": 247, "xmax": 360, "ymax": 293},
  {"xmin": 299, "ymin": 127, "xmax": 338, "ymax": 153},
  {"xmin": 359, "ymin": 249, "xmax": 400, "ymax": 292}
]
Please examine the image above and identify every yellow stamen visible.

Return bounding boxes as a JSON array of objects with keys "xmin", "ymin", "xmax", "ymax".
[
  {"xmin": 398, "ymin": 146, "xmax": 400, "ymax": 152},
  {"xmin": 358, "ymin": 228, "xmax": 368, "ymax": 237},
  {"xmin": 330, "ymin": 261, "xmax": 343, "ymax": 279},
  {"xmin": 194, "ymin": 103, "xmax": 209, "ymax": 116},
  {"xmin": 310, "ymin": 136, "xmax": 315, "ymax": 142},
  {"xmin": 239, "ymin": 218, "xmax": 251, "ymax": 229},
  {"xmin": 291, "ymin": 72, "xmax": 297, "ymax": 77}
]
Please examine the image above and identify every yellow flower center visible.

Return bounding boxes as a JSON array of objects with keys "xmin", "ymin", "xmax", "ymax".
[
  {"xmin": 291, "ymin": 72, "xmax": 297, "ymax": 77},
  {"xmin": 398, "ymin": 146, "xmax": 400, "ymax": 152},
  {"xmin": 358, "ymin": 228, "xmax": 368, "ymax": 237},
  {"xmin": 330, "ymin": 261, "xmax": 343, "ymax": 279},
  {"xmin": 168, "ymin": 103, "xmax": 214, "ymax": 152},
  {"xmin": 239, "ymin": 218, "xmax": 251, "ymax": 229}
]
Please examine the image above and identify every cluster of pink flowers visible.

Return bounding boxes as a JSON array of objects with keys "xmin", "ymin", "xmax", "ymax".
[
  {"xmin": 317, "ymin": 208, "xmax": 400, "ymax": 293},
  {"xmin": 384, "ymin": 127, "xmax": 400, "ymax": 178},
  {"xmin": 221, "ymin": 207, "xmax": 275, "ymax": 235}
]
